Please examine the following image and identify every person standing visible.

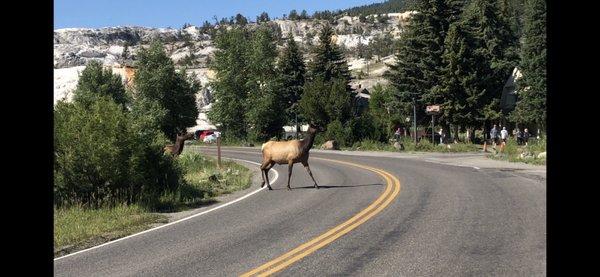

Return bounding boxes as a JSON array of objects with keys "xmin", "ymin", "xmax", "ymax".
[
  {"xmin": 394, "ymin": 127, "xmax": 401, "ymax": 141},
  {"xmin": 490, "ymin": 124, "xmax": 498, "ymax": 147},
  {"xmin": 516, "ymin": 128, "xmax": 523, "ymax": 145},
  {"xmin": 523, "ymin": 128, "xmax": 531, "ymax": 146},
  {"xmin": 500, "ymin": 127, "xmax": 509, "ymax": 144}
]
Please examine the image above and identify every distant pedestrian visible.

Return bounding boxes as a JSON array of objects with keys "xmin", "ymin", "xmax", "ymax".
[
  {"xmin": 438, "ymin": 128, "xmax": 444, "ymax": 144},
  {"xmin": 500, "ymin": 127, "xmax": 508, "ymax": 144},
  {"xmin": 516, "ymin": 128, "xmax": 523, "ymax": 145},
  {"xmin": 523, "ymin": 128, "xmax": 531, "ymax": 146},
  {"xmin": 394, "ymin": 127, "xmax": 401, "ymax": 141},
  {"xmin": 490, "ymin": 124, "xmax": 498, "ymax": 146}
]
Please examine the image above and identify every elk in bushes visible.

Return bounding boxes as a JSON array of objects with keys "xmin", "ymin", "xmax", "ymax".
[{"xmin": 164, "ymin": 131, "xmax": 195, "ymax": 157}]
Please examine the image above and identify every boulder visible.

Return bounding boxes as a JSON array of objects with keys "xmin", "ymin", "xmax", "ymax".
[
  {"xmin": 321, "ymin": 140, "xmax": 340, "ymax": 150},
  {"xmin": 393, "ymin": 141, "xmax": 404, "ymax": 151},
  {"xmin": 520, "ymin": 151, "xmax": 533, "ymax": 159}
]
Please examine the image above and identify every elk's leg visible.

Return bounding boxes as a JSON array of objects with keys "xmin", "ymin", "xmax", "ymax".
[
  {"xmin": 287, "ymin": 162, "xmax": 294, "ymax": 190},
  {"xmin": 302, "ymin": 162, "xmax": 319, "ymax": 189},
  {"xmin": 260, "ymin": 160, "xmax": 270, "ymax": 189},
  {"xmin": 263, "ymin": 162, "xmax": 274, "ymax": 190}
]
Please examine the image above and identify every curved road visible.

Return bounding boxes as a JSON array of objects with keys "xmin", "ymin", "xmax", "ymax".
[{"xmin": 54, "ymin": 147, "xmax": 546, "ymax": 276}]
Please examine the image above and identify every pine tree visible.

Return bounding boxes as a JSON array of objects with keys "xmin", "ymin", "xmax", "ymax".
[
  {"xmin": 245, "ymin": 26, "xmax": 286, "ymax": 141},
  {"xmin": 207, "ymin": 28, "xmax": 251, "ymax": 138},
  {"xmin": 386, "ymin": 0, "xmax": 466, "ymax": 112},
  {"xmin": 289, "ymin": 10, "xmax": 299, "ymax": 20},
  {"xmin": 461, "ymin": 0, "xmax": 519, "ymax": 127},
  {"xmin": 438, "ymin": 0, "xmax": 519, "ymax": 140},
  {"xmin": 133, "ymin": 41, "xmax": 199, "ymax": 142},
  {"xmin": 510, "ymin": 0, "xmax": 546, "ymax": 131},
  {"xmin": 278, "ymin": 33, "xmax": 306, "ymax": 129},
  {"xmin": 441, "ymin": 22, "xmax": 485, "ymax": 136},
  {"xmin": 73, "ymin": 60, "xmax": 129, "ymax": 108},
  {"xmin": 306, "ymin": 24, "xmax": 351, "ymax": 83},
  {"xmin": 235, "ymin": 13, "xmax": 248, "ymax": 26},
  {"xmin": 257, "ymin": 12, "xmax": 270, "ymax": 23},
  {"xmin": 300, "ymin": 10, "xmax": 309, "ymax": 20},
  {"xmin": 300, "ymin": 24, "xmax": 353, "ymax": 128},
  {"xmin": 121, "ymin": 42, "xmax": 130, "ymax": 59}
]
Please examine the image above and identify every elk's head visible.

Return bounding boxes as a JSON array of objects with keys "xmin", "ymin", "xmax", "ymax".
[
  {"xmin": 308, "ymin": 122, "xmax": 325, "ymax": 134},
  {"xmin": 176, "ymin": 131, "xmax": 195, "ymax": 141}
]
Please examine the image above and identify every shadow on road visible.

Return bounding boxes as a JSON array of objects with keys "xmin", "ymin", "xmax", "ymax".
[{"xmin": 271, "ymin": 183, "xmax": 383, "ymax": 190}]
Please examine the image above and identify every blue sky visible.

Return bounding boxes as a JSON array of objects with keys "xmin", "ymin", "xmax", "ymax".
[{"xmin": 54, "ymin": 0, "xmax": 384, "ymax": 29}]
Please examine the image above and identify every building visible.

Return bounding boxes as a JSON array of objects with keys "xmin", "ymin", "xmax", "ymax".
[
  {"xmin": 354, "ymin": 84, "xmax": 371, "ymax": 115},
  {"xmin": 500, "ymin": 67, "xmax": 523, "ymax": 113}
]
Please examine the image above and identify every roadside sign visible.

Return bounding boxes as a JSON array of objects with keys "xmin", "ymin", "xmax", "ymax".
[{"xmin": 426, "ymin": 105, "xmax": 441, "ymax": 115}]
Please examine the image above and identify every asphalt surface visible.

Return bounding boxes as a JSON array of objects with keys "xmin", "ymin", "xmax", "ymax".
[{"xmin": 54, "ymin": 147, "xmax": 546, "ymax": 276}]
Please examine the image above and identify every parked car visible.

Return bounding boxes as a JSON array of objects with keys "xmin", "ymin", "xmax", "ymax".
[
  {"xmin": 194, "ymin": 130, "xmax": 215, "ymax": 141},
  {"xmin": 203, "ymin": 133, "xmax": 217, "ymax": 143}
]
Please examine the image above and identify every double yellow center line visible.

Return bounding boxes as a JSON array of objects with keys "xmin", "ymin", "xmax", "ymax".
[{"xmin": 241, "ymin": 158, "xmax": 402, "ymax": 276}]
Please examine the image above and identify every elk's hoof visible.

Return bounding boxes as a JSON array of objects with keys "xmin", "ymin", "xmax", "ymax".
[
  {"xmin": 267, "ymin": 185, "xmax": 273, "ymax": 190},
  {"xmin": 314, "ymin": 184, "xmax": 319, "ymax": 189},
  {"xmin": 260, "ymin": 182, "xmax": 265, "ymax": 188},
  {"xmin": 287, "ymin": 186, "xmax": 292, "ymax": 191}
]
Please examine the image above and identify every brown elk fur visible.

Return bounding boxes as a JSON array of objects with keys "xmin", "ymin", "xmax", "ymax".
[
  {"xmin": 164, "ymin": 132, "xmax": 195, "ymax": 157},
  {"xmin": 260, "ymin": 124, "xmax": 322, "ymax": 190}
]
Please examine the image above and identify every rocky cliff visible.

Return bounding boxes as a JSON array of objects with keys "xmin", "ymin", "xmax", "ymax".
[{"xmin": 54, "ymin": 12, "xmax": 415, "ymax": 130}]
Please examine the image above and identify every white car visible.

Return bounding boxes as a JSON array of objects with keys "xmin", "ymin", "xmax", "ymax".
[{"xmin": 203, "ymin": 134, "xmax": 217, "ymax": 143}]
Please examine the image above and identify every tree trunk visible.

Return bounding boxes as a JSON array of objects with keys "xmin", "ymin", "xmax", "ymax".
[
  {"xmin": 442, "ymin": 121, "xmax": 451, "ymax": 144},
  {"xmin": 466, "ymin": 128, "xmax": 471, "ymax": 143},
  {"xmin": 453, "ymin": 125, "xmax": 460, "ymax": 143}
]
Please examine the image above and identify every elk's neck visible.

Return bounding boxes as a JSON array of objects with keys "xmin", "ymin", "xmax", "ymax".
[
  {"xmin": 300, "ymin": 131, "xmax": 316, "ymax": 154},
  {"xmin": 175, "ymin": 138, "xmax": 185, "ymax": 155}
]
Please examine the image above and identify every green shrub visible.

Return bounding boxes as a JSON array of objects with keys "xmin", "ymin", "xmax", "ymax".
[
  {"xmin": 323, "ymin": 120, "xmax": 350, "ymax": 146},
  {"xmin": 54, "ymin": 98, "xmax": 183, "ymax": 209}
]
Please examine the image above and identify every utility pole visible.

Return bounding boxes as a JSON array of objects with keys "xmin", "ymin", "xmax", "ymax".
[
  {"xmin": 412, "ymin": 96, "xmax": 417, "ymax": 144},
  {"xmin": 431, "ymin": 113, "xmax": 435, "ymax": 144}
]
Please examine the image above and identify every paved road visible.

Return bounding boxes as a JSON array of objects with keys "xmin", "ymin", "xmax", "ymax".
[{"xmin": 54, "ymin": 147, "xmax": 546, "ymax": 276}]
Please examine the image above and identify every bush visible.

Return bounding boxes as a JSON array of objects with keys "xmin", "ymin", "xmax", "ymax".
[
  {"xmin": 54, "ymin": 98, "xmax": 183, "ymax": 209},
  {"xmin": 323, "ymin": 120, "xmax": 350, "ymax": 146},
  {"xmin": 54, "ymin": 99, "xmax": 133, "ymax": 207}
]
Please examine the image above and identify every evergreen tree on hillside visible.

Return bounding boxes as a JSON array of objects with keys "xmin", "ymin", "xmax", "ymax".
[
  {"xmin": 257, "ymin": 12, "xmax": 270, "ymax": 23},
  {"xmin": 306, "ymin": 24, "xmax": 351, "ymax": 83},
  {"xmin": 289, "ymin": 9, "xmax": 299, "ymax": 20},
  {"xmin": 460, "ymin": 0, "xmax": 519, "ymax": 126},
  {"xmin": 121, "ymin": 42, "xmax": 130, "ymax": 59},
  {"xmin": 245, "ymin": 26, "xmax": 286, "ymax": 141},
  {"xmin": 133, "ymin": 41, "xmax": 199, "ymax": 142},
  {"xmin": 235, "ymin": 13, "xmax": 248, "ymax": 26},
  {"xmin": 438, "ymin": 0, "xmax": 518, "ymax": 140},
  {"xmin": 278, "ymin": 33, "xmax": 306, "ymax": 129},
  {"xmin": 510, "ymin": 0, "xmax": 546, "ymax": 131},
  {"xmin": 300, "ymin": 24, "xmax": 353, "ymax": 128},
  {"xmin": 440, "ymin": 22, "xmax": 487, "ymax": 136},
  {"xmin": 300, "ymin": 10, "xmax": 309, "ymax": 20},
  {"xmin": 73, "ymin": 60, "xmax": 129, "ymax": 108},
  {"xmin": 207, "ymin": 28, "xmax": 251, "ymax": 138},
  {"xmin": 386, "ymin": 0, "xmax": 465, "ymax": 109}
]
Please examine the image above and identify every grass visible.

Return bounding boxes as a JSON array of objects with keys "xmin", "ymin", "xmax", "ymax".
[
  {"xmin": 54, "ymin": 204, "xmax": 167, "ymax": 257},
  {"xmin": 54, "ymin": 152, "xmax": 253, "ymax": 257},
  {"xmin": 150, "ymin": 152, "xmax": 253, "ymax": 212},
  {"xmin": 487, "ymin": 137, "xmax": 546, "ymax": 165},
  {"xmin": 341, "ymin": 138, "xmax": 481, "ymax": 153}
]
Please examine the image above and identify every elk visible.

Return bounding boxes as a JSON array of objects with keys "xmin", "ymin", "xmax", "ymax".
[
  {"xmin": 164, "ymin": 131, "xmax": 195, "ymax": 157},
  {"xmin": 260, "ymin": 124, "xmax": 323, "ymax": 190}
]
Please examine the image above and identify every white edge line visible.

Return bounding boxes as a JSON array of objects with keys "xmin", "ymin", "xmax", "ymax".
[{"xmin": 55, "ymin": 158, "xmax": 279, "ymax": 261}]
